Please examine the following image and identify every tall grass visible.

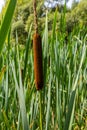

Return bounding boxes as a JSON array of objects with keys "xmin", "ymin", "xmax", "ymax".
[{"xmin": 0, "ymin": 1, "xmax": 87, "ymax": 130}]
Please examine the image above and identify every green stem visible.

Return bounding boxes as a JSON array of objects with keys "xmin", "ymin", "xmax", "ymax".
[{"xmin": 40, "ymin": 91, "xmax": 42, "ymax": 130}]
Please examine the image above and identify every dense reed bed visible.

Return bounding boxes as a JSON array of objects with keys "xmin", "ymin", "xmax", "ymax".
[{"xmin": 0, "ymin": 0, "xmax": 87, "ymax": 130}]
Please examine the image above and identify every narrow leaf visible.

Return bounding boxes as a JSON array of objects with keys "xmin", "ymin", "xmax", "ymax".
[{"xmin": 0, "ymin": 0, "xmax": 17, "ymax": 54}]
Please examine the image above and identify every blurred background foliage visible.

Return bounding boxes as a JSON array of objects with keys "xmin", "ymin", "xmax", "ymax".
[{"xmin": 0, "ymin": 0, "xmax": 87, "ymax": 44}]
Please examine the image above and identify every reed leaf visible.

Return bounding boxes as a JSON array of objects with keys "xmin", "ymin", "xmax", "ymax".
[{"xmin": 0, "ymin": 0, "xmax": 17, "ymax": 54}]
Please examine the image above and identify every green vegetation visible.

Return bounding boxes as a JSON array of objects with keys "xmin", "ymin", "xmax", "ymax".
[{"xmin": 0, "ymin": 0, "xmax": 87, "ymax": 130}]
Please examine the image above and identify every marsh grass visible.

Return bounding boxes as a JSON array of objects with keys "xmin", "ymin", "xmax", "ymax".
[{"xmin": 0, "ymin": 1, "xmax": 87, "ymax": 130}]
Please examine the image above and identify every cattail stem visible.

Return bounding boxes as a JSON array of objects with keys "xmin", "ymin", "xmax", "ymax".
[
  {"xmin": 40, "ymin": 91, "xmax": 43, "ymax": 130},
  {"xmin": 33, "ymin": 0, "xmax": 38, "ymax": 33}
]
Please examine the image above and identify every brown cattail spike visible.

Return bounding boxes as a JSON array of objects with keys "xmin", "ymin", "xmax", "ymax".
[{"xmin": 33, "ymin": 33, "xmax": 43, "ymax": 90}]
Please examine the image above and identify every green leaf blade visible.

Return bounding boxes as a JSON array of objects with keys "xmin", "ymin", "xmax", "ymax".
[{"xmin": 0, "ymin": 0, "xmax": 17, "ymax": 54}]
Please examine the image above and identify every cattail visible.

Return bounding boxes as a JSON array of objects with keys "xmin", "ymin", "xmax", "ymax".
[
  {"xmin": 33, "ymin": 0, "xmax": 43, "ymax": 90},
  {"xmin": 33, "ymin": 33, "xmax": 43, "ymax": 90}
]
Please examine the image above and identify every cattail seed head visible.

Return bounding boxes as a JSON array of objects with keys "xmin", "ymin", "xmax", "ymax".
[{"xmin": 33, "ymin": 33, "xmax": 43, "ymax": 90}]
